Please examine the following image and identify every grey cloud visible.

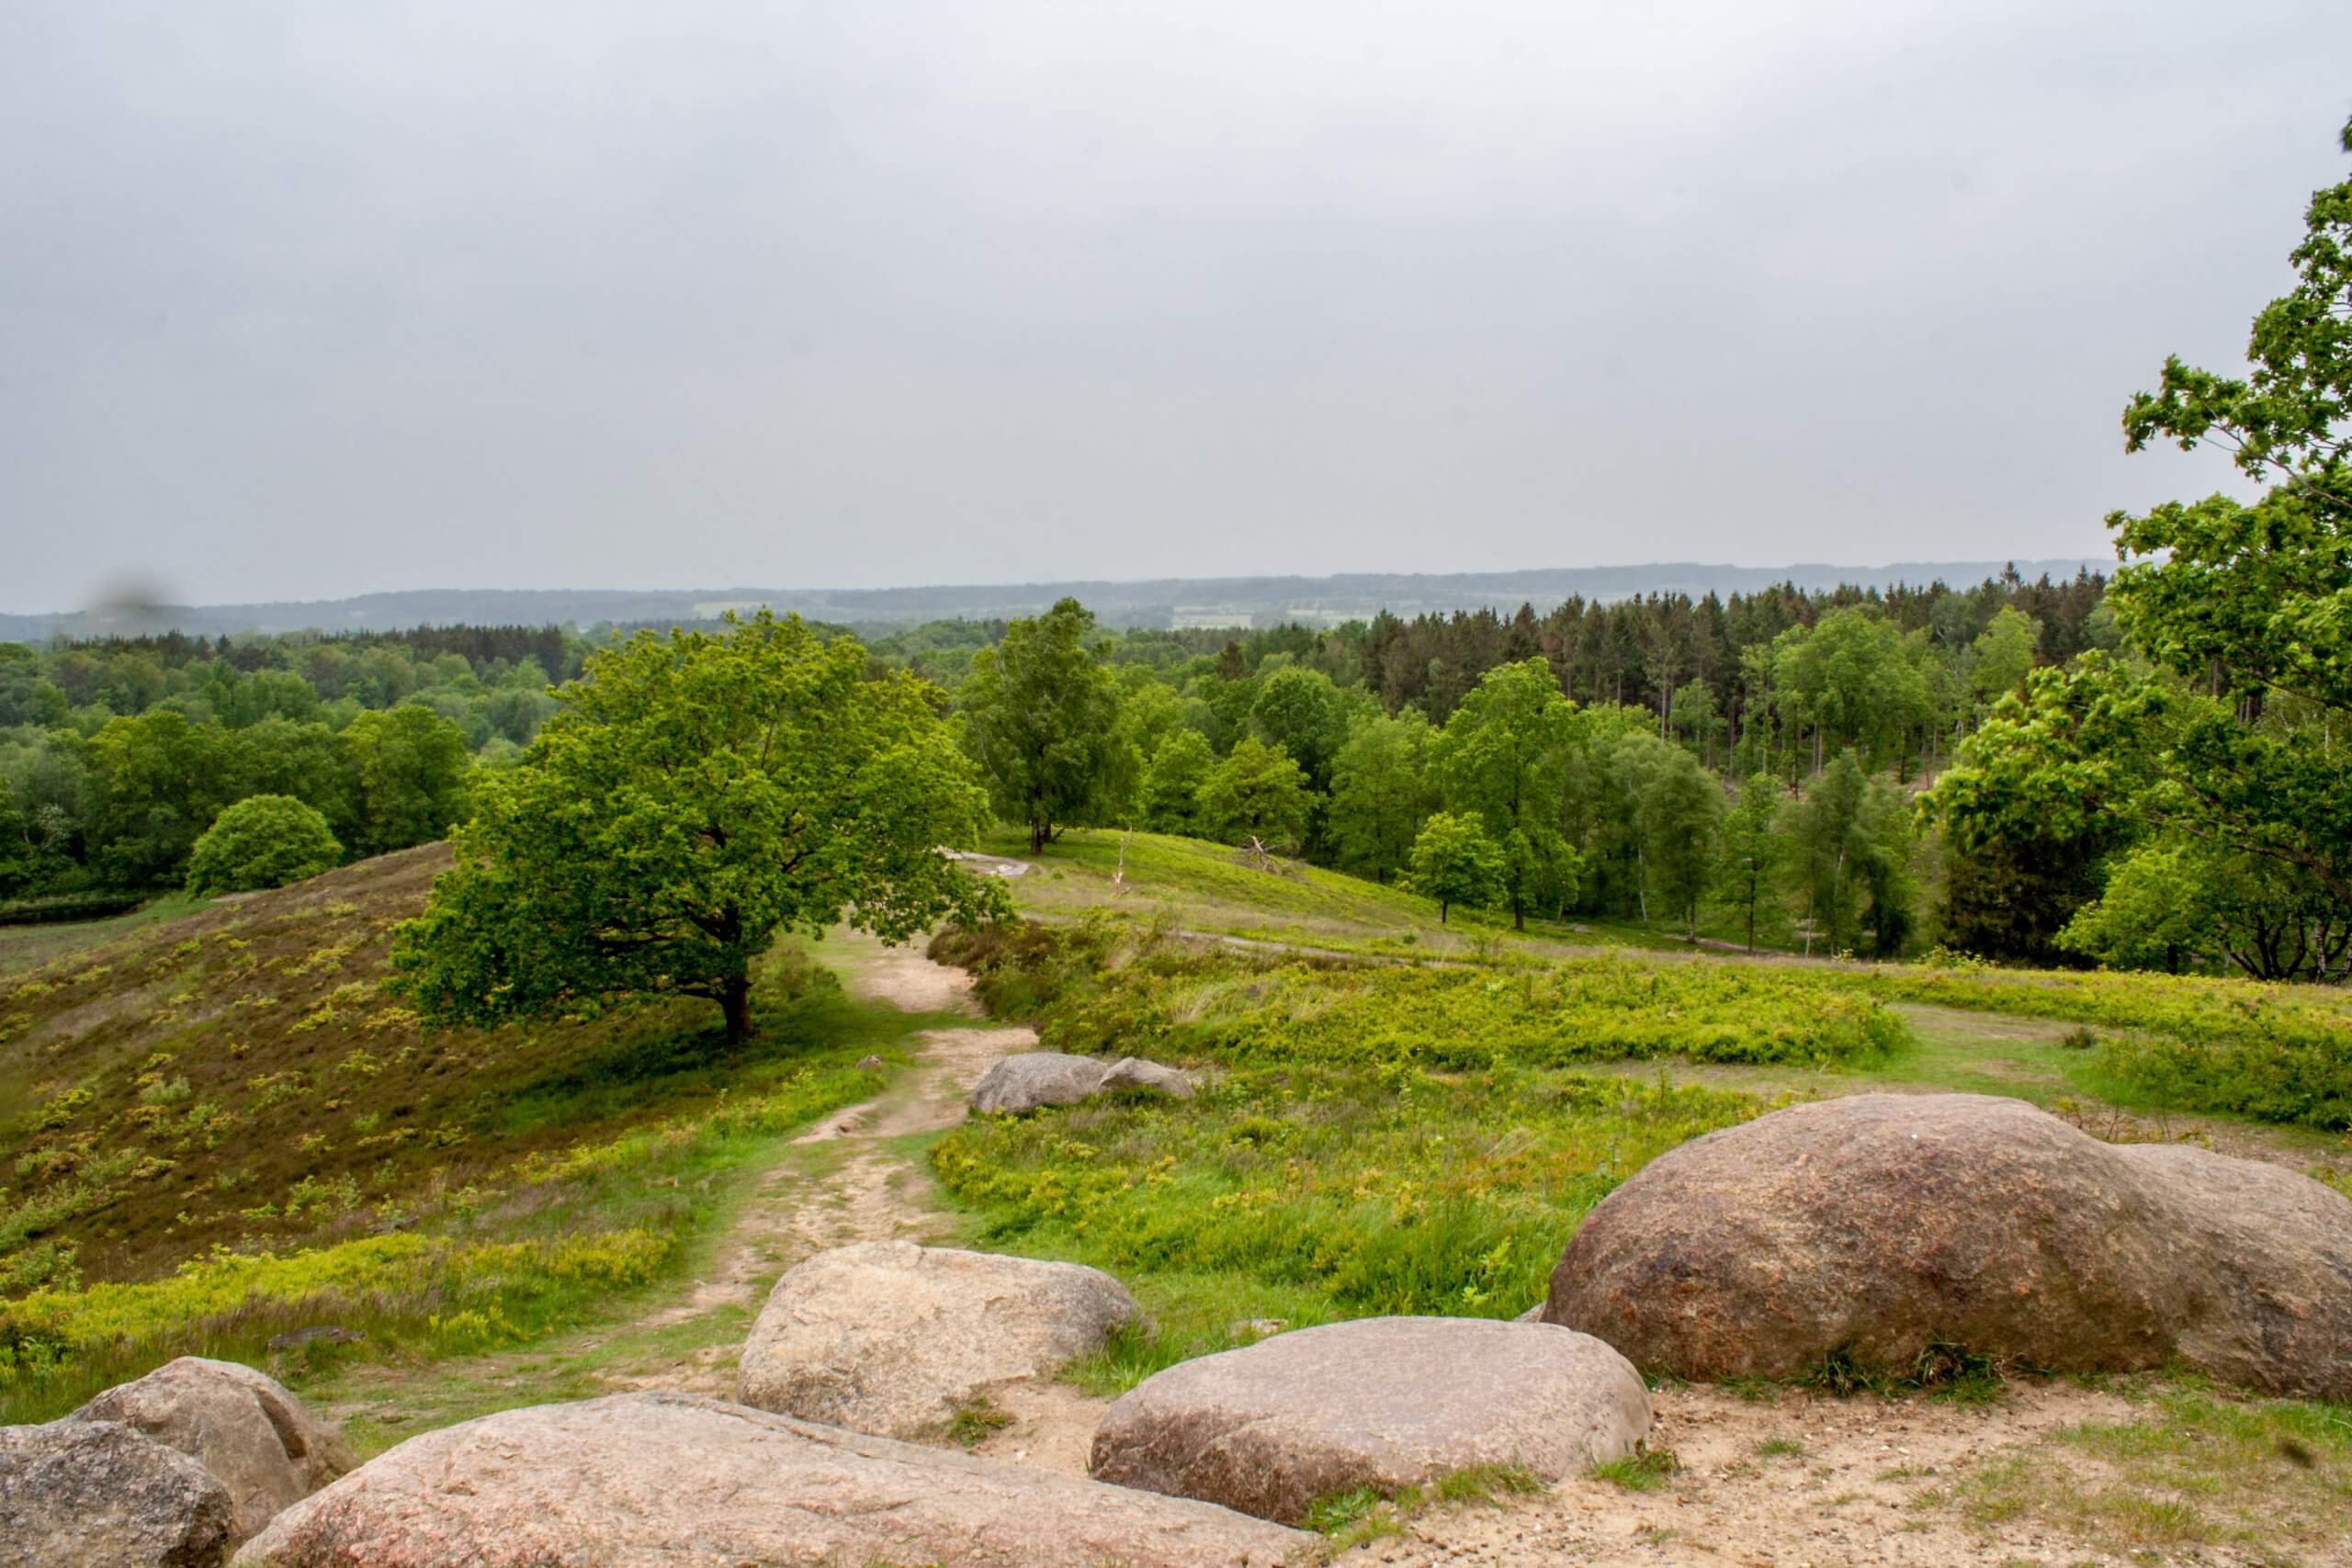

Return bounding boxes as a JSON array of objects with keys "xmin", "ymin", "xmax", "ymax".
[{"xmin": 3, "ymin": 0, "xmax": 2346, "ymax": 610}]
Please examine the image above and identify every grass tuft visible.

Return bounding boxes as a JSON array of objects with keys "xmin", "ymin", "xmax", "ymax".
[{"xmin": 1591, "ymin": 1448, "xmax": 1679, "ymax": 1491}]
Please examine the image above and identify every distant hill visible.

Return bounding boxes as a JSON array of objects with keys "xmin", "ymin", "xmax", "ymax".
[{"xmin": 0, "ymin": 558, "xmax": 2111, "ymax": 641}]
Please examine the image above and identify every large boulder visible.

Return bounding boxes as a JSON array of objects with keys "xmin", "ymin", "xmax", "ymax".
[
  {"xmin": 1544, "ymin": 1092, "xmax": 2352, "ymax": 1399},
  {"xmin": 74, "ymin": 1357, "xmax": 356, "ymax": 1542},
  {"xmin": 970, "ymin": 1051, "xmax": 1193, "ymax": 1114},
  {"xmin": 738, "ymin": 1240, "xmax": 1139, "ymax": 1438},
  {"xmin": 0, "ymin": 1418, "xmax": 235, "ymax": 1568},
  {"xmin": 2116, "ymin": 1142, "xmax": 2352, "ymax": 1401},
  {"xmin": 233, "ymin": 1392, "xmax": 1307, "ymax": 1568},
  {"xmin": 1089, "ymin": 1316, "xmax": 1650, "ymax": 1525}
]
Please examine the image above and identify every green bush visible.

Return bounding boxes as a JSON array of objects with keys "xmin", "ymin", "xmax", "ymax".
[{"xmin": 184, "ymin": 795, "xmax": 343, "ymax": 897}]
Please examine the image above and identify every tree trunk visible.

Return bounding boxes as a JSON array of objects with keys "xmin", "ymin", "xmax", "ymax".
[
  {"xmin": 1512, "ymin": 898, "xmax": 1525, "ymax": 932},
  {"xmin": 1029, "ymin": 818, "xmax": 1050, "ymax": 854},
  {"xmin": 1439, "ymin": 899, "xmax": 1450, "ymax": 924},
  {"xmin": 720, "ymin": 975, "xmax": 753, "ymax": 1044}
]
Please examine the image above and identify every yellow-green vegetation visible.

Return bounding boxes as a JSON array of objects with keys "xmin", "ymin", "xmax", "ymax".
[
  {"xmin": 939, "ymin": 1062, "xmax": 1756, "ymax": 1364},
  {"xmin": 1920, "ymin": 1385, "xmax": 2352, "ymax": 1558},
  {"xmin": 940, "ymin": 917, "xmax": 1906, "ymax": 1069},
  {"xmin": 1855, "ymin": 959, "xmax": 2352, "ymax": 1130},
  {"xmin": 994, "ymin": 829, "xmax": 2352, "ymax": 1132},
  {"xmin": 0, "ymin": 850, "xmax": 918, "ymax": 1423},
  {"xmin": 1053, "ymin": 948, "xmax": 1903, "ymax": 1069}
]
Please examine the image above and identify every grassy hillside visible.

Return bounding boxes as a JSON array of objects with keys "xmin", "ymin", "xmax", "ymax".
[{"xmin": 0, "ymin": 849, "xmax": 933, "ymax": 1422}]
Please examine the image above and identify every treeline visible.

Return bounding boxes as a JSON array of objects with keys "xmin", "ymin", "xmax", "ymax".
[
  {"xmin": 876, "ymin": 569, "xmax": 2111, "ymax": 783},
  {"xmin": 0, "ymin": 632, "xmax": 553, "ymax": 902},
  {"xmin": 955, "ymin": 599, "xmax": 1938, "ymax": 956}
]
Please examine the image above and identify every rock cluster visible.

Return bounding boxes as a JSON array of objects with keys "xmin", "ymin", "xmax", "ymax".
[
  {"xmin": 1544, "ymin": 1092, "xmax": 2352, "ymax": 1399},
  {"xmin": 74, "ymin": 1355, "xmax": 357, "ymax": 1541},
  {"xmin": 1, "ymin": 1358, "xmax": 351, "ymax": 1567}
]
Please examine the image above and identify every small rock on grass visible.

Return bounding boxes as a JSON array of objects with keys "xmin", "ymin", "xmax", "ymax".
[{"xmin": 969, "ymin": 1050, "xmax": 1194, "ymax": 1114}]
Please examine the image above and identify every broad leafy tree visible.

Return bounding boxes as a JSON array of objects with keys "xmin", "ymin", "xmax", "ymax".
[
  {"xmin": 185, "ymin": 795, "xmax": 342, "ymax": 897},
  {"xmin": 1195, "ymin": 736, "xmax": 1312, "ymax": 854},
  {"xmin": 86, "ymin": 710, "xmax": 237, "ymax": 887},
  {"xmin": 1610, "ymin": 731, "xmax": 1725, "ymax": 940},
  {"xmin": 391, "ymin": 613, "xmax": 1009, "ymax": 1043},
  {"xmin": 1138, "ymin": 729, "xmax": 1216, "ymax": 836},
  {"xmin": 1715, "ymin": 773, "xmax": 1788, "ymax": 952},
  {"xmin": 1249, "ymin": 666, "xmax": 1355, "ymax": 792},
  {"xmin": 2059, "ymin": 838, "xmax": 2349, "ymax": 981},
  {"xmin": 1430, "ymin": 660, "xmax": 1581, "ymax": 930},
  {"xmin": 344, "ymin": 705, "xmax": 472, "ymax": 857},
  {"xmin": 0, "ymin": 780, "xmax": 34, "ymax": 897},
  {"xmin": 1327, "ymin": 712, "xmax": 1434, "ymax": 884},
  {"xmin": 1787, "ymin": 750, "xmax": 1915, "ymax": 957},
  {"xmin": 1935, "ymin": 118, "xmax": 2352, "ymax": 957},
  {"xmin": 1406, "ymin": 810, "xmax": 1505, "ymax": 923},
  {"xmin": 961, "ymin": 599, "xmax": 1128, "ymax": 852}
]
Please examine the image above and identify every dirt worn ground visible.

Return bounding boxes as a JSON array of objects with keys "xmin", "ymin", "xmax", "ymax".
[{"xmin": 1328, "ymin": 1382, "xmax": 2190, "ymax": 1568}]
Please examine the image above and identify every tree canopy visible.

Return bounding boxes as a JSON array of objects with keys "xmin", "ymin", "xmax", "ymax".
[
  {"xmin": 1931, "ymin": 117, "xmax": 2352, "ymax": 975},
  {"xmin": 185, "ymin": 795, "xmax": 342, "ymax": 897},
  {"xmin": 1429, "ymin": 660, "xmax": 1581, "ymax": 929},
  {"xmin": 960, "ymin": 599, "xmax": 1131, "ymax": 853},
  {"xmin": 391, "ymin": 613, "xmax": 1009, "ymax": 1043}
]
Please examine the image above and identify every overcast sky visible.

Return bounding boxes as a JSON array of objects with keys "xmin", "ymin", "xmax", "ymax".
[{"xmin": 4, "ymin": 2, "xmax": 2346, "ymax": 612}]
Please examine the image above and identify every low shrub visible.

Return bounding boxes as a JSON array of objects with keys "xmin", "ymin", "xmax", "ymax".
[{"xmin": 1039, "ymin": 952, "xmax": 1905, "ymax": 1071}]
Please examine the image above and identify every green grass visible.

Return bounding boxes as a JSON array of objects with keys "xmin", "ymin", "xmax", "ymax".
[
  {"xmin": 1591, "ymin": 1449, "xmax": 1679, "ymax": 1491},
  {"xmin": 933, "ymin": 1060, "xmax": 1761, "ymax": 1388},
  {"xmin": 944, "ymin": 1394, "xmax": 1014, "ymax": 1448},
  {"xmin": 1303, "ymin": 1465, "xmax": 1547, "ymax": 1547},
  {"xmin": 1849, "ymin": 961, "xmax": 2352, "ymax": 1131},
  {"xmin": 997, "ymin": 828, "xmax": 2352, "ymax": 1133},
  {"xmin": 989, "ymin": 828, "xmax": 1445, "ymax": 934}
]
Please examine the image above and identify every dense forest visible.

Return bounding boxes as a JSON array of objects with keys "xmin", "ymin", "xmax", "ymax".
[{"xmin": 0, "ymin": 568, "xmax": 2098, "ymax": 952}]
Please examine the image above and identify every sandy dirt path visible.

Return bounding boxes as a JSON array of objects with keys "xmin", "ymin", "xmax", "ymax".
[{"xmin": 629, "ymin": 929, "xmax": 1118, "ymax": 1474}]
